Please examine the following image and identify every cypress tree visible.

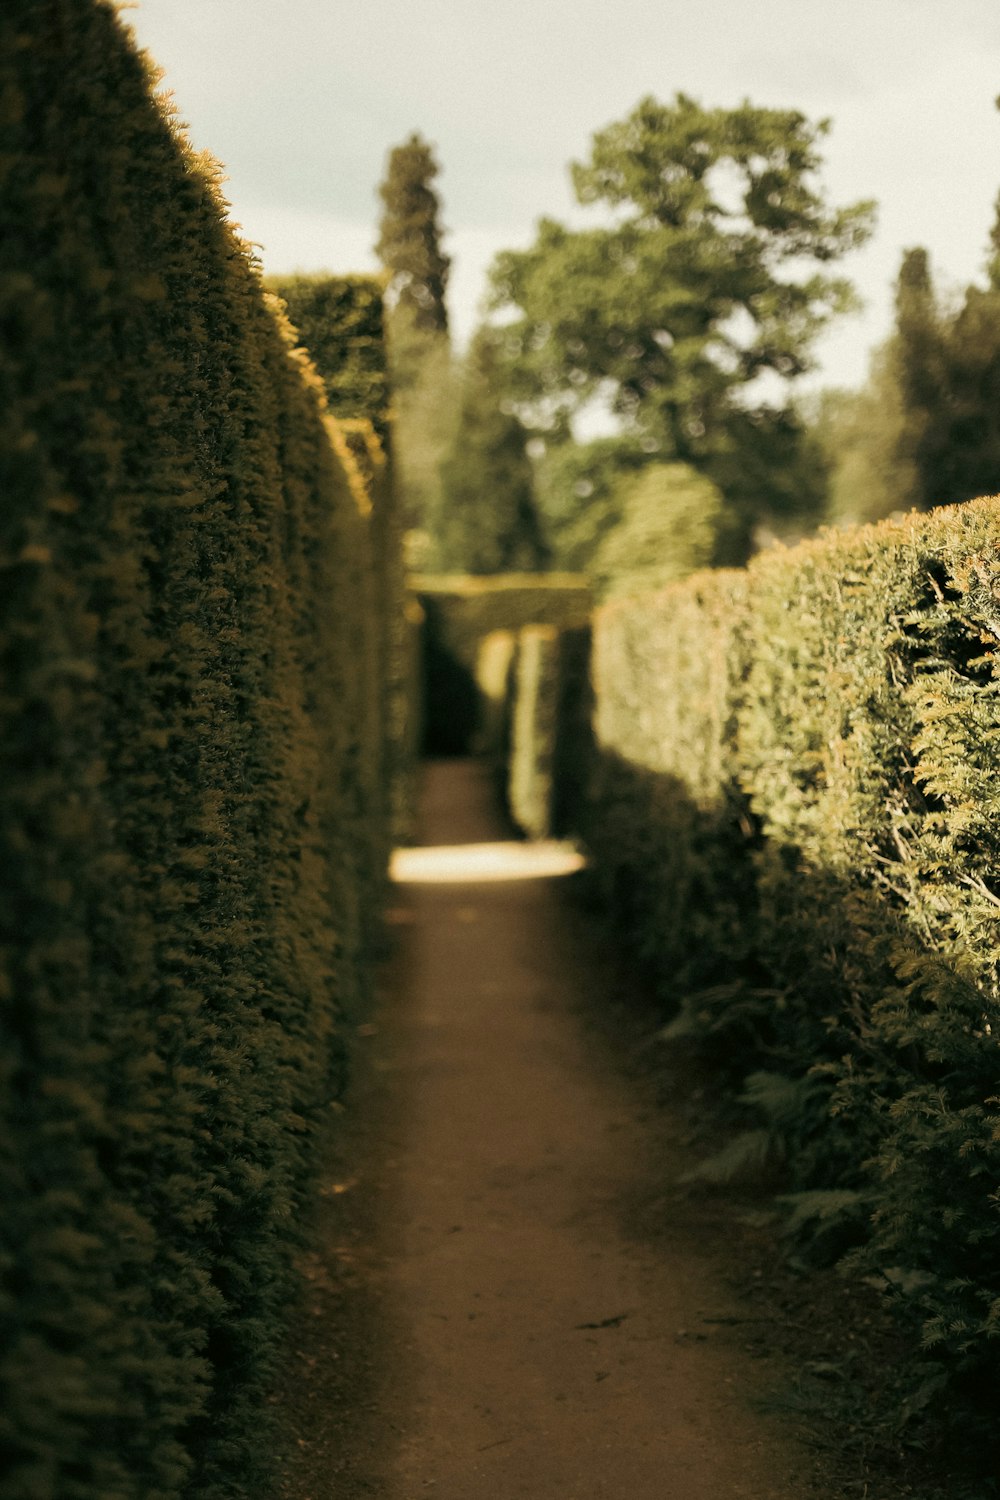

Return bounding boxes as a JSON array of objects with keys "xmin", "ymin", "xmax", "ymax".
[
  {"xmin": 374, "ymin": 133, "xmax": 454, "ymax": 539},
  {"xmin": 889, "ymin": 247, "xmax": 946, "ymax": 507},
  {"xmin": 375, "ymin": 132, "xmax": 450, "ymax": 334}
]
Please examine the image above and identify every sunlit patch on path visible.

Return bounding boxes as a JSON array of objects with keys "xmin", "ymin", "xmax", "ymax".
[{"xmin": 390, "ymin": 840, "xmax": 586, "ymax": 884}]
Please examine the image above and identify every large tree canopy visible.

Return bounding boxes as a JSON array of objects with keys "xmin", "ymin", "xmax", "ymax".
[{"xmin": 489, "ymin": 94, "xmax": 874, "ymax": 469}]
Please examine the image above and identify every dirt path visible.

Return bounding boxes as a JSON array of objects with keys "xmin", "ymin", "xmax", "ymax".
[{"xmin": 274, "ymin": 760, "xmax": 818, "ymax": 1499}]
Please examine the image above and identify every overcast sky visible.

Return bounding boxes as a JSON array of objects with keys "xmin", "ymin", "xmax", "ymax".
[{"xmin": 124, "ymin": 0, "xmax": 1000, "ymax": 392}]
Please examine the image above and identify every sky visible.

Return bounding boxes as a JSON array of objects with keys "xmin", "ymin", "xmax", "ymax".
[{"xmin": 123, "ymin": 0, "xmax": 1000, "ymax": 393}]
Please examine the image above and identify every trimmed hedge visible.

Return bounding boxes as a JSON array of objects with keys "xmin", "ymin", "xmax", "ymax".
[
  {"xmin": 276, "ymin": 280, "xmax": 417, "ymax": 844},
  {"xmin": 265, "ymin": 273, "xmax": 390, "ymax": 444},
  {"xmin": 509, "ymin": 626, "xmax": 561, "ymax": 839},
  {"xmin": 580, "ymin": 496, "xmax": 1000, "ymax": 1436},
  {"xmin": 504, "ymin": 625, "xmax": 592, "ymax": 840},
  {"xmin": 1, "ymin": 5, "xmax": 393, "ymax": 1497},
  {"xmin": 414, "ymin": 573, "xmax": 590, "ymax": 756}
]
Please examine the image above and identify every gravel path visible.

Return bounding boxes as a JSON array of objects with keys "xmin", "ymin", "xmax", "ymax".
[{"xmin": 275, "ymin": 760, "xmax": 815, "ymax": 1499}]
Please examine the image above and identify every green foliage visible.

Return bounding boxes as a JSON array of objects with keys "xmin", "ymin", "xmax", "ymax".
[
  {"xmin": 500, "ymin": 624, "xmax": 593, "ymax": 840},
  {"xmin": 590, "ymin": 462, "xmax": 724, "ymax": 599},
  {"xmin": 922, "ymin": 274, "xmax": 1000, "ymax": 506},
  {"xmin": 263, "ymin": 275, "xmax": 416, "ymax": 843},
  {"xmin": 489, "ymin": 92, "xmax": 872, "ymax": 552},
  {"xmin": 531, "ymin": 434, "xmax": 654, "ymax": 571},
  {"xmin": 575, "ymin": 496, "xmax": 1000, "ymax": 1444},
  {"xmin": 415, "ymin": 575, "xmax": 592, "ymax": 670},
  {"xmin": 472, "ymin": 628, "xmax": 517, "ymax": 790},
  {"xmin": 264, "ymin": 273, "xmax": 390, "ymax": 440},
  {"xmin": 812, "ymin": 358, "xmax": 919, "ymax": 526},
  {"xmin": 0, "ymin": 5, "xmax": 393, "ymax": 1496},
  {"xmin": 583, "ymin": 569, "xmax": 758, "ymax": 1002},
  {"xmin": 384, "ymin": 310, "xmax": 455, "ymax": 539},
  {"xmin": 375, "ymin": 131, "xmax": 449, "ymax": 335},
  {"xmin": 435, "ymin": 327, "xmax": 550, "ymax": 574},
  {"xmin": 374, "ymin": 133, "xmax": 454, "ymax": 544},
  {"xmin": 704, "ymin": 402, "xmax": 831, "ymax": 556}
]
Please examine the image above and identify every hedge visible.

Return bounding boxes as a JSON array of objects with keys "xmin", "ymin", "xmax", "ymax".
[
  {"xmin": 1, "ymin": 5, "xmax": 393, "ymax": 1497},
  {"xmin": 264, "ymin": 273, "xmax": 390, "ymax": 444},
  {"xmin": 579, "ymin": 497, "xmax": 1000, "ymax": 1438},
  {"xmin": 503, "ymin": 625, "xmax": 592, "ymax": 840},
  {"xmin": 276, "ymin": 282, "xmax": 417, "ymax": 844},
  {"xmin": 414, "ymin": 573, "xmax": 590, "ymax": 756}
]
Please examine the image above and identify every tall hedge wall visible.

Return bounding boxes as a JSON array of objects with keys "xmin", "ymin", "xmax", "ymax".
[
  {"xmin": 274, "ymin": 278, "xmax": 416, "ymax": 842},
  {"xmin": 580, "ymin": 496, "xmax": 1000, "ymax": 1439},
  {"xmin": 1, "ymin": 5, "xmax": 392, "ymax": 1497}
]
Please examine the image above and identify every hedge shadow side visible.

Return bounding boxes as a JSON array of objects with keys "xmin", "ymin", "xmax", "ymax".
[{"xmin": 1, "ymin": 5, "xmax": 393, "ymax": 1496}]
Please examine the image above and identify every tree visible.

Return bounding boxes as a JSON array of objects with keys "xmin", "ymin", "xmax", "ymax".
[
  {"xmin": 531, "ymin": 434, "xmax": 652, "ymax": 571},
  {"xmin": 813, "ymin": 360, "xmax": 918, "ymax": 527},
  {"xmin": 433, "ymin": 328, "xmax": 550, "ymax": 573},
  {"xmin": 590, "ymin": 463, "xmax": 725, "ymax": 599},
  {"xmin": 375, "ymin": 131, "xmax": 450, "ymax": 334},
  {"xmin": 817, "ymin": 231, "xmax": 1000, "ymax": 526},
  {"xmin": 812, "ymin": 249, "xmax": 943, "ymax": 525},
  {"xmin": 890, "ymin": 247, "xmax": 948, "ymax": 508},
  {"xmin": 384, "ymin": 312, "xmax": 456, "ymax": 543},
  {"xmin": 489, "ymin": 94, "xmax": 874, "ymax": 555},
  {"xmin": 934, "ymin": 280, "xmax": 1000, "ymax": 503},
  {"xmin": 375, "ymin": 132, "xmax": 454, "ymax": 536}
]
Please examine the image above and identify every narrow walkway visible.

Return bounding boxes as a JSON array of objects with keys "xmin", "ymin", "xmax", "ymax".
[{"xmin": 276, "ymin": 761, "xmax": 815, "ymax": 1499}]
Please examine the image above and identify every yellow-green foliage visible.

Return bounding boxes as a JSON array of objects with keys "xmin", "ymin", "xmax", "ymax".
[
  {"xmin": 505, "ymin": 625, "xmax": 593, "ymax": 841},
  {"xmin": 509, "ymin": 627, "xmax": 560, "ymax": 839},
  {"xmin": 0, "ymin": 5, "xmax": 391, "ymax": 1497},
  {"xmin": 590, "ymin": 462, "xmax": 725, "ymax": 600},
  {"xmin": 587, "ymin": 570, "xmax": 756, "ymax": 994},
  {"xmin": 473, "ymin": 628, "xmax": 517, "ymax": 788},
  {"xmin": 414, "ymin": 573, "xmax": 591, "ymax": 659},
  {"xmin": 278, "ymin": 275, "xmax": 417, "ymax": 843},
  {"xmin": 582, "ymin": 495, "xmax": 1000, "ymax": 1431}
]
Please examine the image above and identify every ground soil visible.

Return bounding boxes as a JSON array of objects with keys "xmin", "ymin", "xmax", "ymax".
[{"xmin": 270, "ymin": 760, "xmax": 913, "ymax": 1499}]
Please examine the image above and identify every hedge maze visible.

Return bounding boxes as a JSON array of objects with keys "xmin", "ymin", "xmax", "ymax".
[{"xmin": 9, "ymin": 0, "xmax": 1000, "ymax": 1492}]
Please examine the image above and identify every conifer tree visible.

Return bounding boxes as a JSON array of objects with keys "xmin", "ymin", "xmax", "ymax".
[
  {"xmin": 890, "ymin": 247, "xmax": 946, "ymax": 507},
  {"xmin": 375, "ymin": 133, "xmax": 454, "ymax": 541},
  {"xmin": 816, "ymin": 249, "xmax": 940, "ymax": 525},
  {"xmin": 375, "ymin": 132, "xmax": 450, "ymax": 334},
  {"xmin": 820, "ymin": 233, "xmax": 1000, "ymax": 524}
]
